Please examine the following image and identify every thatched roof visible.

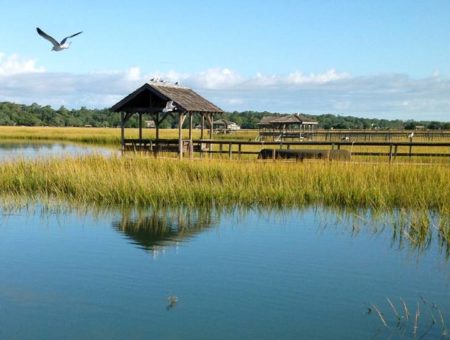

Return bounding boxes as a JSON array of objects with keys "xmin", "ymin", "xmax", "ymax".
[
  {"xmin": 259, "ymin": 114, "xmax": 318, "ymax": 126},
  {"xmin": 112, "ymin": 81, "xmax": 223, "ymax": 114}
]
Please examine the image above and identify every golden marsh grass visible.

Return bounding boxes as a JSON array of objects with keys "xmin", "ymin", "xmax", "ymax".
[
  {"xmin": 0, "ymin": 126, "xmax": 206, "ymax": 144},
  {"xmin": 0, "ymin": 154, "xmax": 448, "ymax": 212}
]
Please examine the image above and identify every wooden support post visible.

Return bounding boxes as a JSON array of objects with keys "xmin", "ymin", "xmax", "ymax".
[
  {"xmin": 154, "ymin": 112, "xmax": 160, "ymax": 158},
  {"xmin": 409, "ymin": 142, "xmax": 412, "ymax": 159},
  {"xmin": 138, "ymin": 112, "xmax": 143, "ymax": 148},
  {"xmin": 120, "ymin": 112, "xmax": 125, "ymax": 153},
  {"xmin": 238, "ymin": 143, "xmax": 242, "ymax": 160},
  {"xmin": 156, "ymin": 112, "xmax": 160, "ymax": 140},
  {"xmin": 178, "ymin": 112, "xmax": 186, "ymax": 160},
  {"xmin": 389, "ymin": 144, "xmax": 393, "ymax": 163},
  {"xmin": 188, "ymin": 112, "xmax": 193, "ymax": 141},
  {"xmin": 272, "ymin": 149, "xmax": 276, "ymax": 161},
  {"xmin": 228, "ymin": 143, "xmax": 232, "ymax": 160},
  {"xmin": 207, "ymin": 113, "xmax": 214, "ymax": 158},
  {"xmin": 209, "ymin": 113, "xmax": 213, "ymax": 139},
  {"xmin": 201, "ymin": 113, "xmax": 205, "ymax": 139},
  {"xmin": 189, "ymin": 112, "xmax": 193, "ymax": 159}
]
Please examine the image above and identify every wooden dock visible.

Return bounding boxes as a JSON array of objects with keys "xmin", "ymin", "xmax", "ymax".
[
  {"xmin": 124, "ymin": 138, "xmax": 450, "ymax": 162},
  {"xmin": 259, "ymin": 130, "xmax": 450, "ymax": 142}
]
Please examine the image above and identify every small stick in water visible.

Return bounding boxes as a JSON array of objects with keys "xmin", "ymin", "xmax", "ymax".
[{"xmin": 372, "ymin": 304, "xmax": 388, "ymax": 328}]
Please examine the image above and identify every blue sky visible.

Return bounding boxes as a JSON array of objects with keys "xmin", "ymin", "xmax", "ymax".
[{"xmin": 0, "ymin": 0, "xmax": 449, "ymax": 120}]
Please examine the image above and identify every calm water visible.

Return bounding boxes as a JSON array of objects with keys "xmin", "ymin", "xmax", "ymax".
[
  {"xmin": 0, "ymin": 143, "xmax": 448, "ymax": 339},
  {"xmin": 0, "ymin": 142, "xmax": 115, "ymax": 160},
  {"xmin": 0, "ymin": 205, "xmax": 449, "ymax": 339}
]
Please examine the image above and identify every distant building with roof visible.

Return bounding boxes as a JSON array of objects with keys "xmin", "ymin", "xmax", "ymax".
[
  {"xmin": 213, "ymin": 119, "xmax": 241, "ymax": 133},
  {"xmin": 258, "ymin": 113, "xmax": 318, "ymax": 141}
]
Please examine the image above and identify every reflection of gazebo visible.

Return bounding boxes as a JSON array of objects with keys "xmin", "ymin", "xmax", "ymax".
[
  {"xmin": 113, "ymin": 208, "xmax": 215, "ymax": 254},
  {"xmin": 258, "ymin": 113, "xmax": 318, "ymax": 141},
  {"xmin": 111, "ymin": 80, "xmax": 223, "ymax": 158}
]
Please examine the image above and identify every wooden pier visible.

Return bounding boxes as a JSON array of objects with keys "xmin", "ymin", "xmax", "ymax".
[
  {"xmin": 123, "ymin": 138, "xmax": 450, "ymax": 162},
  {"xmin": 259, "ymin": 130, "xmax": 450, "ymax": 142}
]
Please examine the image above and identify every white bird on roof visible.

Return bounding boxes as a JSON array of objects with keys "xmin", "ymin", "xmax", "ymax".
[
  {"xmin": 36, "ymin": 27, "xmax": 82, "ymax": 51},
  {"xmin": 163, "ymin": 101, "xmax": 177, "ymax": 113}
]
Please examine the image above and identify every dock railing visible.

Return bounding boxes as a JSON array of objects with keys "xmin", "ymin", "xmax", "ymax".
[{"xmin": 124, "ymin": 138, "xmax": 450, "ymax": 162}]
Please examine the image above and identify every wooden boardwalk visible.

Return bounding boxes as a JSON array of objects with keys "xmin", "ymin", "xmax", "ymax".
[
  {"xmin": 259, "ymin": 130, "xmax": 450, "ymax": 142},
  {"xmin": 124, "ymin": 138, "xmax": 450, "ymax": 162}
]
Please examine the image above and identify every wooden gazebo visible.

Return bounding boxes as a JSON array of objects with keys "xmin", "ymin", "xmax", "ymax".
[
  {"xmin": 112, "ymin": 80, "xmax": 223, "ymax": 158},
  {"xmin": 258, "ymin": 113, "xmax": 318, "ymax": 140}
]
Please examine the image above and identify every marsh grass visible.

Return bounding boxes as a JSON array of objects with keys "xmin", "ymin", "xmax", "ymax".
[
  {"xmin": 0, "ymin": 154, "xmax": 448, "ymax": 210},
  {"xmin": 0, "ymin": 126, "xmax": 206, "ymax": 145},
  {"xmin": 370, "ymin": 297, "xmax": 450, "ymax": 339}
]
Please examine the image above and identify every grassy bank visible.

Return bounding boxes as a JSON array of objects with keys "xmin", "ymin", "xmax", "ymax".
[
  {"xmin": 0, "ymin": 126, "xmax": 225, "ymax": 144},
  {"xmin": 0, "ymin": 126, "xmax": 127, "ymax": 145},
  {"xmin": 0, "ymin": 154, "xmax": 448, "ymax": 212}
]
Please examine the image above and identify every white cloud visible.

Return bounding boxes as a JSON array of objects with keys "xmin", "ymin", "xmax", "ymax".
[
  {"xmin": 0, "ymin": 52, "xmax": 449, "ymax": 121},
  {"xmin": 0, "ymin": 53, "xmax": 45, "ymax": 75},
  {"xmin": 190, "ymin": 68, "xmax": 243, "ymax": 89},
  {"xmin": 125, "ymin": 66, "xmax": 141, "ymax": 81},
  {"xmin": 285, "ymin": 69, "xmax": 351, "ymax": 85}
]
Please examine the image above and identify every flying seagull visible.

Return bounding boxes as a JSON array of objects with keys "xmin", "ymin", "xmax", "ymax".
[{"xmin": 36, "ymin": 27, "xmax": 82, "ymax": 51}]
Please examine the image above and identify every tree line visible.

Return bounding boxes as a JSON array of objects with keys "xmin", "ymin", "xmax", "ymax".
[{"xmin": 0, "ymin": 102, "xmax": 448, "ymax": 130}]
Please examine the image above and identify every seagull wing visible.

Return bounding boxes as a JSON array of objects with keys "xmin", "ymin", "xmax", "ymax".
[
  {"xmin": 60, "ymin": 31, "xmax": 83, "ymax": 45},
  {"xmin": 36, "ymin": 27, "xmax": 60, "ymax": 47}
]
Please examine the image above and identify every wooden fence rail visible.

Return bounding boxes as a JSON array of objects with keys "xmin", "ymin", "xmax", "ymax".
[
  {"xmin": 123, "ymin": 139, "xmax": 450, "ymax": 162},
  {"xmin": 258, "ymin": 130, "xmax": 450, "ymax": 141}
]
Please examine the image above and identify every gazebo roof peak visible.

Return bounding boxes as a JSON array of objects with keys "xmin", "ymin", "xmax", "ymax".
[
  {"xmin": 112, "ymin": 81, "xmax": 223, "ymax": 114},
  {"xmin": 148, "ymin": 78, "xmax": 188, "ymax": 89}
]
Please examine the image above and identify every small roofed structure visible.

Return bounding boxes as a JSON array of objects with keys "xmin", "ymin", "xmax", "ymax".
[
  {"xmin": 145, "ymin": 120, "xmax": 156, "ymax": 128},
  {"xmin": 258, "ymin": 113, "xmax": 318, "ymax": 141},
  {"xmin": 112, "ymin": 80, "xmax": 223, "ymax": 158},
  {"xmin": 213, "ymin": 119, "xmax": 240, "ymax": 133}
]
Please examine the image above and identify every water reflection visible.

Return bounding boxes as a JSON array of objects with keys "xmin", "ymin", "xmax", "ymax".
[
  {"xmin": 2, "ymin": 201, "xmax": 449, "ymax": 260},
  {"xmin": 0, "ymin": 141, "xmax": 114, "ymax": 160},
  {"xmin": 315, "ymin": 207, "xmax": 450, "ymax": 260},
  {"xmin": 109, "ymin": 205, "xmax": 450, "ymax": 262},
  {"xmin": 112, "ymin": 207, "xmax": 217, "ymax": 257},
  {"xmin": 0, "ymin": 202, "xmax": 449, "ymax": 339}
]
